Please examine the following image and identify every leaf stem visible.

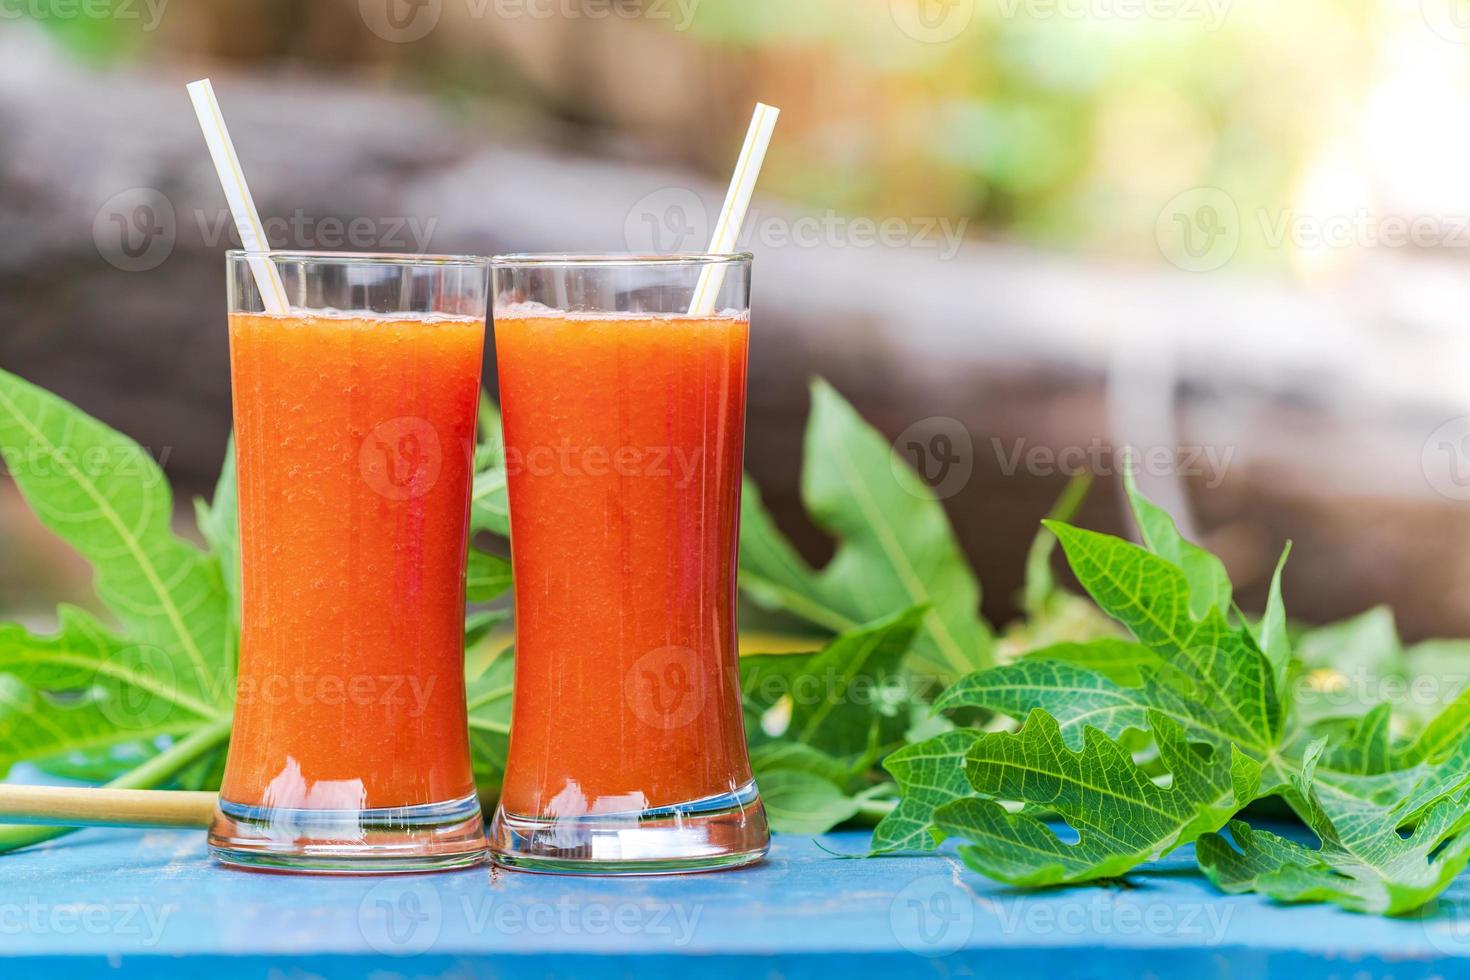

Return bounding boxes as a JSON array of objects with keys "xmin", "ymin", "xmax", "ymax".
[{"xmin": 0, "ymin": 717, "xmax": 231, "ymax": 853}]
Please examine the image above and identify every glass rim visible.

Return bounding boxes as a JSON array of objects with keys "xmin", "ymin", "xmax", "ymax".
[
  {"xmin": 491, "ymin": 252, "xmax": 753, "ymax": 268},
  {"xmin": 226, "ymin": 249, "xmax": 491, "ymax": 267}
]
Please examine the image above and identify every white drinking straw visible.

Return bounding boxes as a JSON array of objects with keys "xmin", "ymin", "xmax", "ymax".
[
  {"xmin": 186, "ymin": 78, "xmax": 290, "ymax": 314},
  {"xmin": 687, "ymin": 102, "xmax": 780, "ymax": 316}
]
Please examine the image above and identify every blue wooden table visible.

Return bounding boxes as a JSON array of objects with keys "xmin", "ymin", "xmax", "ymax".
[{"xmin": 3, "ymin": 819, "xmax": 1470, "ymax": 978}]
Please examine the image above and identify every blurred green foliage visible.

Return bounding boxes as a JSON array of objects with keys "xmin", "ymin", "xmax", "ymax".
[
  {"xmin": 684, "ymin": 0, "xmax": 1386, "ymax": 267},
  {"xmin": 13, "ymin": 0, "xmax": 152, "ymax": 62},
  {"xmin": 12, "ymin": 0, "xmax": 1439, "ymax": 272}
]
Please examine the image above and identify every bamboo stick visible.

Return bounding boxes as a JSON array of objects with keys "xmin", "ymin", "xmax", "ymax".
[{"xmin": 0, "ymin": 786, "xmax": 217, "ymax": 829}]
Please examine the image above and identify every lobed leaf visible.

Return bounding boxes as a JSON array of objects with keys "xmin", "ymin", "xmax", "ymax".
[
  {"xmin": 0, "ymin": 368, "xmax": 233, "ymax": 711},
  {"xmin": 1199, "ymin": 738, "xmax": 1470, "ymax": 915},
  {"xmin": 1121, "ymin": 462, "xmax": 1230, "ymax": 620},
  {"xmin": 871, "ymin": 730, "xmax": 980, "ymax": 853},
  {"xmin": 934, "ymin": 709, "xmax": 1259, "ymax": 886},
  {"xmin": 739, "ymin": 380, "xmax": 991, "ymax": 682}
]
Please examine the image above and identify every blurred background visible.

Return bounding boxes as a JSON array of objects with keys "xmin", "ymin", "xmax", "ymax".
[{"xmin": 3, "ymin": 0, "xmax": 1470, "ymax": 638}]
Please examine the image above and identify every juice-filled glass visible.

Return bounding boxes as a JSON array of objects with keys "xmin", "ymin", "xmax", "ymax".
[
  {"xmin": 209, "ymin": 251, "xmax": 490, "ymax": 873},
  {"xmin": 489, "ymin": 253, "xmax": 769, "ymax": 874}
]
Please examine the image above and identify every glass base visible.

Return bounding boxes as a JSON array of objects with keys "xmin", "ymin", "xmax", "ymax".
[
  {"xmin": 208, "ymin": 792, "xmax": 487, "ymax": 874},
  {"xmin": 489, "ymin": 779, "xmax": 769, "ymax": 875}
]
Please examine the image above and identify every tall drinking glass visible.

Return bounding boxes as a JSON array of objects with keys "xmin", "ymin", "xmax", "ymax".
[
  {"xmin": 209, "ymin": 251, "xmax": 491, "ymax": 873},
  {"xmin": 489, "ymin": 254, "xmax": 769, "ymax": 874}
]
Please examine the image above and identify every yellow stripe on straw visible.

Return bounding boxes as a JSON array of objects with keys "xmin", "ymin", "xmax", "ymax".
[
  {"xmin": 688, "ymin": 102, "xmax": 780, "ymax": 316},
  {"xmin": 186, "ymin": 78, "xmax": 290, "ymax": 314}
]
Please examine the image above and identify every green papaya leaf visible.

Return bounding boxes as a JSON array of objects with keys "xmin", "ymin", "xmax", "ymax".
[
  {"xmin": 467, "ymin": 651, "xmax": 514, "ymax": 797},
  {"xmin": 1121, "ymin": 460, "xmax": 1230, "ymax": 620},
  {"xmin": 758, "ymin": 769, "xmax": 886, "ymax": 835},
  {"xmin": 935, "ymin": 709, "xmax": 1260, "ymax": 886},
  {"xmin": 1199, "ymin": 738, "xmax": 1470, "ymax": 915},
  {"xmin": 739, "ymin": 379, "xmax": 991, "ymax": 682},
  {"xmin": 870, "ymin": 730, "xmax": 980, "ymax": 853},
  {"xmin": 0, "ymin": 368, "xmax": 233, "ymax": 709},
  {"xmin": 739, "ymin": 607, "xmax": 925, "ymax": 758},
  {"xmin": 466, "ymin": 549, "xmax": 513, "ymax": 603},
  {"xmin": 1022, "ymin": 472, "xmax": 1091, "ymax": 619}
]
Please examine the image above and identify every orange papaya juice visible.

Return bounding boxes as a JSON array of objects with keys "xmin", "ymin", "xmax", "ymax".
[
  {"xmin": 221, "ymin": 309, "xmax": 483, "ymax": 810},
  {"xmin": 494, "ymin": 309, "xmax": 753, "ymax": 819}
]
